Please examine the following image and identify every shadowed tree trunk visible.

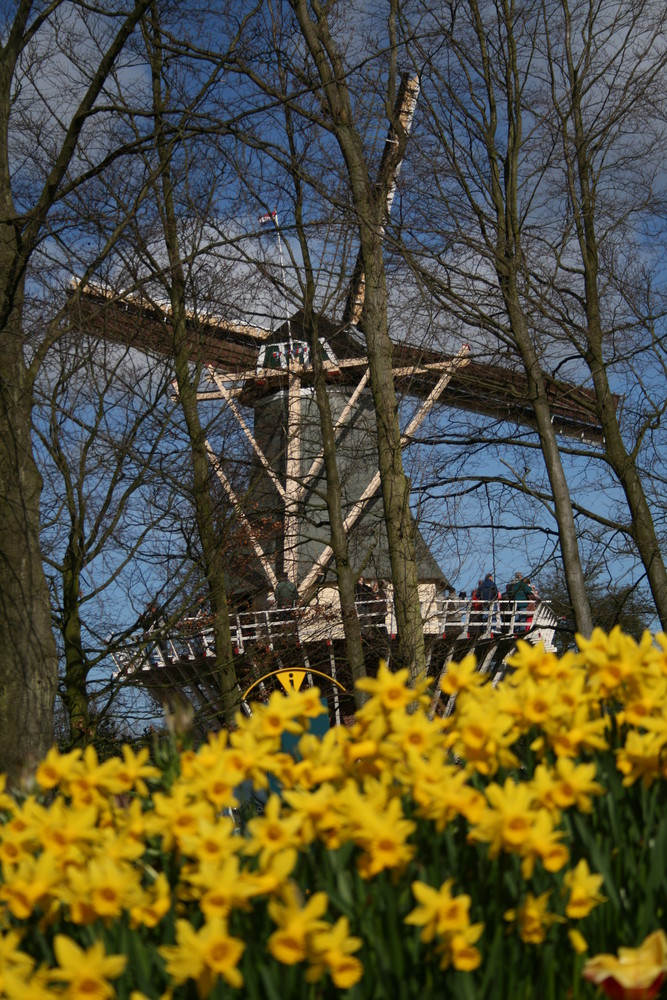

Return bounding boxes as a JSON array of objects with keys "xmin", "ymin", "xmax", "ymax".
[{"xmin": 0, "ymin": 0, "xmax": 150, "ymax": 779}]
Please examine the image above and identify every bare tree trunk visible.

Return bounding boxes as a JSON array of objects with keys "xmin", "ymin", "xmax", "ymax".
[
  {"xmin": 306, "ymin": 308, "xmax": 369, "ymax": 696},
  {"xmin": 481, "ymin": 0, "xmax": 592, "ymax": 636},
  {"xmin": 61, "ymin": 538, "xmax": 91, "ymax": 746},
  {"xmin": 286, "ymin": 126, "xmax": 368, "ymax": 695},
  {"xmin": 146, "ymin": 7, "xmax": 238, "ymax": 722},
  {"xmin": 503, "ymin": 291, "xmax": 594, "ymax": 635},
  {"xmin": 290, "ymin": 0, "xmax": 426, "ymax": 677},
  {"xmin": 0, "ymin": 290, "xmax": 58, "ymax": 776}
]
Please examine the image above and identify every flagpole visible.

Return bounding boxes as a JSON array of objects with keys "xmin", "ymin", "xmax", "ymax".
[{"xmin": 271, "ymin": 212, "xmax": 293, "ymax": 359}]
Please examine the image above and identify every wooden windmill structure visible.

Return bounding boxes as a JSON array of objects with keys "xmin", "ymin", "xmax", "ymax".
[{"xmin": 76, "ymin": 77, "xmax": 608, "ymax": 720}]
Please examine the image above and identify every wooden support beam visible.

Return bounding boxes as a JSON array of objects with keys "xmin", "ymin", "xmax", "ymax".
[
  {"xmin": 298, "ymin": 347, "xmax": 470, "ymax": 595},
  {"xmin": 203, "ymin": 437, "xmax": 277, "ymax": 589},
  {"xmin": 207, "ymin": 367, "xmax": 286, "ymax": 502},
  {"xmin": 284, "ymin": 370, "xmax": 301, "ymax": 584}
]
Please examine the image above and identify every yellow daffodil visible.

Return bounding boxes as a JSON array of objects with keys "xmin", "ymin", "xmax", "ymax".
[
  {"xmin": 306, "ymin": 915, "xmax": 364, "ymax": 988},
  {"xmin": 50, "ymin": 935, "xmax": 127, "ymax": 1000},
  {"xmin": 129, "ymin": 872, "xmax": 171, "ymax": 929},
  {"xmin": 39, "ymin": 798, "xmax": 100, "ymax": 864},
  {"xmin": 247, "ymin": 690, "xmax": 305, "ymax": 740},
  {"xmin": 0, "ymin": 929, "xmax": 35, "ymax": 989},
  {"xmin": 411, "ymin": 753, "xmax": 485, "ymax": 830},
  {"xmin": 355, "ymin": 661, "xmax": 418, "ymax": 713},
  {"xmin": 406, "ymin": 879, "xmax": 475, "ymax": 943},
  {"xmin": 287, "ymin": 727, "xmax": 347, "ymax": 789},
  {"xmin": 0, "ymin": 821, "xmax": 36, "ymax": 869},
  {"xmin": 282, "ymin": 784, "xmax": 339, "ymax": 845},
  {"xmin": 34, "ymin": 746, "xmax": 83, "ymax": 792},
  {"xmin": 514, "ymin": 677, "xmax": 561, "ymax": 730},
  {"xmin": 563, "ymin": 858, "xmax": 606, "ymax": 919},
  {"xmin": 186, "ymin": 757, "xmax": 239, "ymax": 811},
  {"xmin": 575, "ymin": 626, "xmax": 639, "ymax": 699},
  {"xmin": 66, "ymin": 745, "xmax": 125, "ymax": 807},
  {"xmin": 439, "ymin": 922, "xmax": 484, "ymax": 971},
  {"xmin": 238, "ymin": 847, "xmax": 298, "ymax": 898},
  {"xmin": 177, "ymin": 815, "xmax": 241, "ymax": 864},
  {"xmin": 545, "ymin": 704, "xmax": 610, "ymax": 758},
  {"xmin": 3, "ymin": 965, "xmax": 54, "ymax": 1000},
  {"xmin": 3, "ymin": 797, "xmax": 46, "ymax": 846},
  {"xmin": 267, "ymin": 884, "xmax": 329, "ymax": 965},
  {"xmin": 468, "ymin": 777, "xmax": 539, "ymax": 856},
  {"xmin": 112, "ymin": 745, "xmax": 161, "ymax": 796},
  {"xmin": 616, "ymin": 730, "xmax": 665, "ymax": 787},
  {"xmin": 507, "ymin": 641, "xmax": 572, "ymax": 682},
  {"xmin": 63, "ymin": 856, "xmax": 143, "ymax": 923},
  {"xmin": 439, "ymin": 654, "xmax": 486, "ymax": 696},
  {"xmin": 532, "ymin": 758, "xmax": 605, "ymax": 813},
  {"xmin": 583, "ymin": 929, "xmax": 667, "ymax": 999},
  {"xmin": 336, "ymin": 778, "xmax": 414, "ymax": 874},
  {"xmin": 226, "ymin": 726, "xmax": 277, "ymax": 789},
  {"xmin": 504, "ymin": 891, "xmax": 564, "ymax": 945},
  {"xmin": 384, "ymin": 708, "xmax": 446, "ymax": 759},
  {"xmin": 518, "ymin": 807, "xmax": 569, "ymax": 878},
  {"xmin": 244, "ymin": 793, "xmax": 302, "ymax": 866},
  {"xmin": 159, "ymin": 917, "xmax": 245, "ymax": 991},
  {"xmin": 446, "ymin": 700, "xmax": 518, "ymax": 775},
  {"xmin": 0, "ymin": 851, "xmax": 61, "ymax": 921},
  {"xmin": 145, "ymin": 786, "xmax": 215, "ymax": 850},
  {"xmin": 291, "ymin": 686, "xmax": 330, "ymax": 721}
]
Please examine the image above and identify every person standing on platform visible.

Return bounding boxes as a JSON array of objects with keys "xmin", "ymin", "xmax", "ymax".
[
  {"xmin": 469, "ymin": 581, "xmax": 484, "ymax": 638},
  {"xmin": 508, "ymin": 573, "xmax": 534, "ymax": 630},
  {"xmin": 274, "ymin": 571, "xmax": 299, "ymax": 645},
  {"xmin": 479, "ymin": 572, "xmax": 497, "ymax": 632},
  {"xmin": 275, "ymin": 571, "xmax": 298, "ymax": 608}
]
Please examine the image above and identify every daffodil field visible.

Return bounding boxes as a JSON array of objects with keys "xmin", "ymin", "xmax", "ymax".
[{"xmin": 1, "ymin": 628, "xmax": 667, "ymax": 999}]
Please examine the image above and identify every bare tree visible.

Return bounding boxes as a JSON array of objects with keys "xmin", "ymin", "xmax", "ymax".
[
  {"xmin": 401, "ymin": 0, "xmax": 605, "ymax": 634},
  {"xmin": 539, "ymin": 0, "xmax": 667, "ymax": 626},
  {"xmin": 0, "ymin": 0, "xmax": 150, "ymax": 778},
  {"xmin": 402, "ymin": 0, "xmax": 667, "ymax": 629},
  {"xmin": 35, "ymin": 335, "xmax": 174, "ymax": 745},
  {"xmin": 280, "ymin": 0, "xmax": 427, "ymax": 677}
]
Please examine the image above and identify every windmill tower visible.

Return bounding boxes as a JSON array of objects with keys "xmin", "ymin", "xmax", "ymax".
[{"xmin": 203, "ymin": 76, "xmax": 459, "ymax": 605}]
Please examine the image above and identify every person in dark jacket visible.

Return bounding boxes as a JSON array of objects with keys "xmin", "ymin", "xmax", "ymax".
[
  {"xmin": 507, "ymin": 573, "xmax": 534, "ymax": 629},
  {"xmin": 479, "ymin": 573, "xmax": 496, "ymax": 604},
  {"xmin": 479, "ymin": 573, "xmax": 498, "ymax": 631},
  {"xmin": 274, "ymin": 571, "xmax": 298, "ymax": 608}
]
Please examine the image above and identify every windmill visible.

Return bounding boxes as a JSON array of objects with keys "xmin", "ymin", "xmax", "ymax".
[{"xmin": 74, "ymin": 77, "xmax": 609, "ymax": 722}]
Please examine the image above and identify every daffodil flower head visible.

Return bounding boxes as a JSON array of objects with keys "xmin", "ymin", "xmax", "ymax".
[{"xmin": 583, "ymin": 929, "xmax": 667, "ymax": 1000}]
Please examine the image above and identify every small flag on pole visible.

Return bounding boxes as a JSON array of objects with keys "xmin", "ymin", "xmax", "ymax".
[{"xmin": 258, "ymin": 209, "xmax": 277, "ymax": 224}]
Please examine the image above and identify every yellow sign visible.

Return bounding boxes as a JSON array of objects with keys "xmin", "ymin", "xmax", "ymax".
[{"xmin": 276, "ymin": 669, "xmax": 307, "ymax": 693}]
